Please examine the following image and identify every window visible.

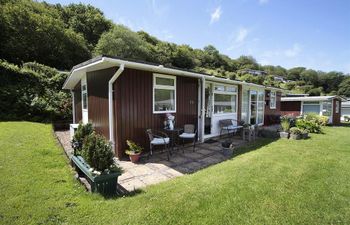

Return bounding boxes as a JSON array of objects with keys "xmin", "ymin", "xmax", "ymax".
[
  {"xmin": 82, "ymin": 84, "xmax": 88, "ymax": 110},
  {"xmin": 336, "ymin": 101, "xmax": 339, "ymax": 113},
  {"xmin": 153, "ymin": 74, "xmax": 176, "ymax": 113},
  {"xmin": 214, "ymin": 94, "xmax": 236, "ymax": 114},
  {"xmin": 322, "ymin": 101, "xmax": 332, "ymax": 116},
  {"xmin": 270, "ymin": 91, "xmax": 276, "ymax": 109},
  {"xmin": 213, "ymin": 84, "xmax": 237, "ymax": 114},
  {"xmin": 302, "ymin": 101, "xmax": 320, "ymax": 115},
  {"xmin": 257, "ymin": 91, "xmax": 264, "ymax": 124}
]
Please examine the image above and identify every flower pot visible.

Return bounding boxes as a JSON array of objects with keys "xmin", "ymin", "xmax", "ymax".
[
  {"xmin": 302, "ymin": 133, "xmax": 309, "ymax": 139},
  {"xmin": 290, "ymin": 134, "xmax": 302, "ymax": 140},
  {"xmin": 129, "ymin": 153, "xmax": 141, "ymax": 163},
  {"xmin": 221, "ymin": 141, "xmax": 234, "ymax": 156},
  {"xmin": 279, "ymin": 131, "xmax": 289, "ymax": 139}
]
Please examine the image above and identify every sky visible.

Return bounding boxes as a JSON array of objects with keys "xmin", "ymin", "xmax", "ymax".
[{"xmin": 45, "ymin": 0, "xmax": 350, "ymax": 73}]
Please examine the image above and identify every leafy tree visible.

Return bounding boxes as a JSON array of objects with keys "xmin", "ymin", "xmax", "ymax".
[
  {"xmin": 287, "ymin": 67, "xmax": 306, "ymax": 80},
  {"xmin": 171, "ymin": 45, "xmax": 196, "ymax": 69},
  {"xmin": 0, "ymin": 0, "xmax": 90, "ymax": 69},
  {"xmin": 94, "ymin": 25, "xmax": 151, "ymax": 61},
  {"xmin": 300, "ymin": 69, "xmax": 318, "ymax": 85},
  {"xmin": 318, "ymin": 71, "xmax": 345, "ymax": 93},
  {"xmin": 338, "ymin": 77, "xmax": 350, "ymax": 96},
  {"xmin": 236, "ymin": 56, "xmax": 259, "ymax": 70},
  {"xmin": 56, "ymin": 3, "xmax": 112, "ymax": 50},
  {"xmin": 307, "ymin": 87, "xmax": 323, "ymax": 96}
]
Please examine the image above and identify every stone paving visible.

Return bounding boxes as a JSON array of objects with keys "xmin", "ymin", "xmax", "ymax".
[{"xmin": 54, "ymin": 130, "xmax": 247, "ymax": 192}]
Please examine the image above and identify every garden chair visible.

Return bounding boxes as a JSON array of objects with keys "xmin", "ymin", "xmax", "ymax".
[
  {"xmin": 146, "ymin": 129, "xmax": 171, "ymax": 160},
  {"xmin": 178, "ymin": 124, "xmax": 197, "ymax": 152}
]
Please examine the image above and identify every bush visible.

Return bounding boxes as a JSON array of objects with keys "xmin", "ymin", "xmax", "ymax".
[
  {"xmin": 280, "ymin": 115, "xmax": 297, "ymax": 128},
  {"xmin": 290, "ymin": 127, "xmax": 303, "ymax": 135},
  {"xmin": 304, "ymin": 113, "xmax": 328, "ymax": 126},
  {"xmin": 72, "ymin": 123, "xmax": 94, "ymax": 155},
  {"xmin": 81, "ymin": 132, "xmax": 117, "ymax": 173},
  {"xmin": 296, "ymin": 118, "xmax": 322, "ymax": 133}
]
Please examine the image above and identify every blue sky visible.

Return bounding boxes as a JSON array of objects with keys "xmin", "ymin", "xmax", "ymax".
[{"xmin": 45, "ymin": 0, "xmax": 350, "ymax": 73}]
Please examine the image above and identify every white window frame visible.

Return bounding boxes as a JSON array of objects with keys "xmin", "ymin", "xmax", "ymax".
[
  {"xmin": 153, "ymin": 73, "xmax": 176, "ymax": 114},
  {"xmin": 270, "ymin": 91, "xmax": 276, "ymax": 109},
  {"xmin": 212, "ymin": 83, "xmax": 238, "ymax": 115},
  {"xmin": 335, "ymin": 100, "xmax": 340, "ymax": 114},
  {"xmin": 81, "ymin": 75, "xmax": 88, "ymax": 124}
]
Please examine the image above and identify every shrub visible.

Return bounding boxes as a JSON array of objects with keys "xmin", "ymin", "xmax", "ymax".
[
  {"xmin": 281, "ymin": 120, "xmax": 290, "ymax": 132},
  {"xmin": 290, "ymin": 127, "xmax": 303, "ymax": 135},
  {"xmin": 296, "ymin": 118, "xmax": 321, "ymax": 133},
  {"xmin": 280, "ymin": 115, "xmax": 297, "ymax": 128},
  {"xmin": 304, "ymin": 113, "xmax": 328, "ymax": 126},
  {"xmin": 72, "ymin": 123, "xmax": 94, "ymax": 155},
  {"xmin": 81, "ymin": 132, "xmax": 118, "ymax": 173},
  {"xmin": 125, "ymin": 140, "xmax": 143, "ymax": 155}
]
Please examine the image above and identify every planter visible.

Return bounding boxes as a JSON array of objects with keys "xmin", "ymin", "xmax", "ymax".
[
  {"xmin": 72, "ymin": 156, "xmax": 121, "ymax": 195},
  {"xmin": 279, "ymin": 131, "xmax": 289, "ymax": 139},
  {"xmin": 128, "ymin": 153, "xmax": 141, "ymax": 163},
  {"xmin": 290, "ymin": 134, "xmax": 302, "ymax": 140},
  {"xmin": 302, "ymin": 132, "xmax": 309, "ymax": 139},
  {"xmin": 222, "ymin": 141, "xmax": 234, "ymax": 156}
]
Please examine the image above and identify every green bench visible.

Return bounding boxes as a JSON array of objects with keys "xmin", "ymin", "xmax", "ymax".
[{"xmin": 72, "ymin": 155, "xmax": 121, "ymax": 195}]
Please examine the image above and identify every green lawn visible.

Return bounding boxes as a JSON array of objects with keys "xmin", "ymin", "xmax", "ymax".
[{"xmin": 1, "ymin": 122, "xmax": 350, "ymax": 225}]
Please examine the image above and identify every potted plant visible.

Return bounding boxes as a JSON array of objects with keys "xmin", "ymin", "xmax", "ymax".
[
  {"xmin": 301, "ymin": 129, "xmax": 309, "ymax": 139},
  {"xmin": 280, "ymin": 119, "xmax": 290, "ymax": 139},
  {"xmin": 221, "ymin": 140, "xmax": 234, "ymax": 156},
  {"xmin": 289, "ymin": 127, "xmax": 302, "ymax": 140},
  {"xmin": 125, "ymin": 140, "xmax": 143, "ymax": 163}
]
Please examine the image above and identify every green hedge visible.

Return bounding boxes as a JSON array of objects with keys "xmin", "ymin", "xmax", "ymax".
[{"xmin": 0, "ymin": 60, "xmax": 71, "ymax": 122}]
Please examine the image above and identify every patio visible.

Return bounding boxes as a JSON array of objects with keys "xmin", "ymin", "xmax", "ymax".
[{"xmin": 55, "ymin": 130, "xmax": 249, "ymax": 192}]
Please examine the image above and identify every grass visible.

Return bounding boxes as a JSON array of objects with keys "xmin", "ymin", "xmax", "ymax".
[{"xmin": 1, "ymin": 122, "xmax": 350, "ymax": 224}]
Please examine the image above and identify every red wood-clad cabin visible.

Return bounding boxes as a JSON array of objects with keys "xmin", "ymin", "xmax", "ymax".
[
  {"xmin": 280, "ymin": 96, "xmax": 345, "ymax": 125},
  {"xmin": 63, "ymin": 56, "xmax": 284, "ymax": 158}
]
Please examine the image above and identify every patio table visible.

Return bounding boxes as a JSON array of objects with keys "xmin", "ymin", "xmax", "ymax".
[{"xmin": 163, "ymin": 128, "xmax": 183, "ymax": 151}]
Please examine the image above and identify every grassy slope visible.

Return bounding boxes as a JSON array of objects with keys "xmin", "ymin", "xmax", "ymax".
[{"xmin": 0, "ymin": 122, "xmax": 350, "ymax": 225}]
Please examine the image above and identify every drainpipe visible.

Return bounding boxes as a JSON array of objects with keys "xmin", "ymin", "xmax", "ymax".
[
  {"xmin": 200, "ymin": 77, "xmax": 206, "ymax": 142},
  {"xmin": 71, "ymin": 90, "xmax": 75, "ymax": 124},
  {"xmin": 108, "ymin": 64, "xmax": 125, "ymax": 154}
]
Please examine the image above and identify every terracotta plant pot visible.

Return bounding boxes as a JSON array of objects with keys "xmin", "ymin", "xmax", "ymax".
[
  {"xmin": 279, "ymin": 131, "xmax": 289, "ymax": 139},
  {"xmin": 129, "ymin": 153, "xmax": 141, "ymax": 163}
]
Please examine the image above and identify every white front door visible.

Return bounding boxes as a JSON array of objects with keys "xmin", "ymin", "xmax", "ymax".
[
  {"xmin": 204, "ymin": 82, "xmax": 238, "ymax": 138},
  {"xmin": 81, "ymin": 75, "xmax": 88, "ymax": 124}
]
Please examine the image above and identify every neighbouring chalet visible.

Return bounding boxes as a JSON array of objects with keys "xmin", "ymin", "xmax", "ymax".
[
  {"xmin": 63, "ymin": 56, "xmax": 284, "ymax": 158},
  {"xmin": 280, "ymin": 96, "xmax": 346, "ymax": 125}
]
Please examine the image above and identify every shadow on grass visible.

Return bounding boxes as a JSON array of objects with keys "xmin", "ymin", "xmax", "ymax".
[
  {"xmin": 231, "ymin": 137, "xmax": 278, "ymax": 158},
  {"xmin": 101, "ymin": 186, "xmax": 145, "ymax": 200}
]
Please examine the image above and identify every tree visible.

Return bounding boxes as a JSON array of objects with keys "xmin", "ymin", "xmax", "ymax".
[
  {"xmin": 0, "ymin": 0, "xmax": 90, "ymax": 69},
  {"xmin": 171, "ymin": 45, "xmax": 196, "ymax": 69},
  {"xmin": 300, "ymin": 69, "xmax": 318, "ymax": 85},
  {"xmin": 287, "ymin": 67, "xmax": 306, "ymax": 80},
  {"xmin": 338, "ymin": 77, "xmax": 350, "ymax": 96},
  {"xmin": 56, "ymin": 3, "xmax": 112, "ymax": 50},
  {"xmin": 318, "ymin": 71, "xmax": 345, "ymax": 93},
  {"xmin": 236, "ymin": 56, "xmax": 259, "ymax": 70},
  {"xmin": 94, "ymin": 25, "xmax": 151, "ymax": 61}
]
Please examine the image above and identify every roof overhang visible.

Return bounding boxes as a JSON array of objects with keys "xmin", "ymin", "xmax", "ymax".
[
  {"xmin": 281, "ymin": 96, "xmax": 347, "ymax": 102},
  {"xmin": 63, "ymin": 56, "xmax": 278, "ymax": 91}
]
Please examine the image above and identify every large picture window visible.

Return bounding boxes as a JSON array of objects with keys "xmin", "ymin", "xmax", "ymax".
[
  {"xmin": 270, "ymin": 91, "xmax": 276, "ymax": 109},
  {"xmin": 213, "ymin": 84, "xmax": 237, "ymax": 114},
  {"xmin": 153, "ymin": 74, "xmax": 176, "ymax": 113}
]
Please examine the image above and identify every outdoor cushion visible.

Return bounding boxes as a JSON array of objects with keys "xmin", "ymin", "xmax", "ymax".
[
  {"xmin": 151, "ymin": 137, "xmax": 170, "ymax": 145},
  {"xmin": 179, "ymin": 133, "xmax": 196, "ymax": 138},
  {"xmin": 222, "ymin": 125, "xmax": 242, "ymax": 130}
]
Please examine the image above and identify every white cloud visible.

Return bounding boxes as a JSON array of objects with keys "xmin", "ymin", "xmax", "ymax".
[
  {"xmin": 210, "ymin": 6, "xmax": 222, "ymax": 24},
  {"xmin": 227, "ymin": 27, "xmax": 250, "ymax": 50},
  {"xmin": 149, "ymin": 0, "xmax": 169, "ymax": 16},
  {"xmin": 284, "ymin": 43, "xmax": 302, "ymax": 57},
  {"xmin": 259, "ymin": 0, "xmax": 270, "ymax": 5}
]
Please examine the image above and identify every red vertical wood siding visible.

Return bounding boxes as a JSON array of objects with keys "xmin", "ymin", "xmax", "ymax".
[
  {"xmin": 332, "ymin": 99, "xmax": 341, "ymax": 125},
  {"xmin": 114, "ymin": 68, "xmax": 198, "ymax": 158},
  {"xmin": 73, "ymin": 81, "xmax": 82, "ymax": 123},
  {"xmin": 87, "ymin": 67, "xmax": 117, "ymax": 138},
  {"xmin": 281, "ymin": 101, "xmax": 301, "ymax": 117},
  {"xmin": 264, "ymin": 90, "xmax": 282, "ymax": 125}
]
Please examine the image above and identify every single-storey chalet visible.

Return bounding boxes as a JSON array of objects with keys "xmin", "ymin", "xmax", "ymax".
[
  {"xmin": 63, "ymin": 56, "xmax": 284, "ymax": 158},
  {"xmin": 341, "ymin": 99, "xmax": 350, "ymax": 121},
  {"xmin": 280, "ymin": 96, "xmax": 346, "ymax": 125}
]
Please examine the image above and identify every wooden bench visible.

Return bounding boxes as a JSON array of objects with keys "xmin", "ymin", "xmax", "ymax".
[
  {"xmin": 219, "ymin": 119, "xmax": 243, "ymax": 138},
  {"xmin": 72, "ymin": 156, "xmax": 120, "ymax": 195}
]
